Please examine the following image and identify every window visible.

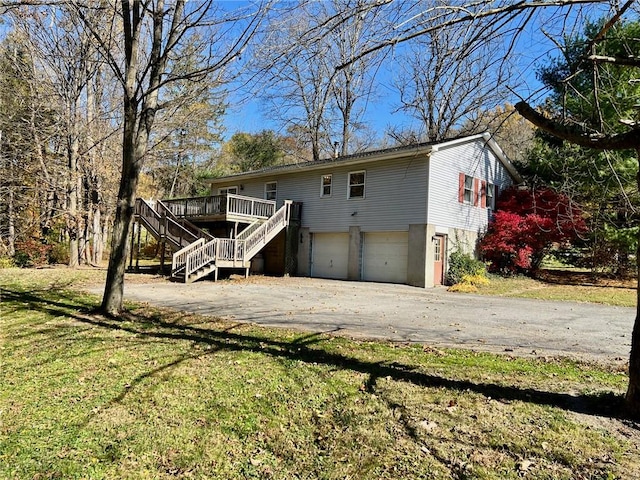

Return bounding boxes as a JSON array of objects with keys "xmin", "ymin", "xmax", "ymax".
[
  {"xmin": 219, "ymin": 186, "xmax": 238, "ymax": 195},
  {"xmin": 486, "ymin": 183, "xmax": 495, "ymax": 210},
  {"xmin": 459, "ymin": 173, "xmax": 479, "ymax": 205},
  {"xmin": 265, "ymin": 181, "xmax": 277, "ymax": 201},
  {"xmin": 321, "ymin": 174, "xmax": 332, "ymax": 197},
  {"xmin": 463, "ymin": 175, "xmax": 473, "ymax": 204},
  {"xmin": 348, "ymin": 171, "xmax": 365, "ymax": 199}
]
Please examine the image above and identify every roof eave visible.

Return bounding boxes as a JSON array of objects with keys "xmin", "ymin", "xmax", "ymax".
[{"xmin": 208, "ymin": 144, "xmax": 434, "ymax": 184}]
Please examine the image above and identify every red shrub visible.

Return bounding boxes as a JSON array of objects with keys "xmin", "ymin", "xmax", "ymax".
[
  {"xmin": 479, "ymin": 187, "xmax": 587, "ymax": 274},
  {"xmin": 14, "ymin": 238, "xmax": 51, "ymax": 267}
]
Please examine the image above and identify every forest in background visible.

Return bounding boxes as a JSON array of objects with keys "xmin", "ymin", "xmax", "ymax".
[{"xmin": 0, "ymin": 1, "xmax": 637, "ymax": 279}]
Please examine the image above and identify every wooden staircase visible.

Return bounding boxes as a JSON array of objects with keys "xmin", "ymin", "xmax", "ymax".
[{"xmin": 134, "ymin": 195, "xmax": 292, "ymax": 283}]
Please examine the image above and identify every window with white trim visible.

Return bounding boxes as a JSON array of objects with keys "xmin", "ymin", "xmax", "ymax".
[
  {"xmin": 348, "ymin": 171, "xmax": 365, "ymax": 199},
  {"xmin": 219, "ymin": 186, "xmax": 238, "ymax": 195},
  {"xmin": 463, "ymin": 175, "xmax": 473, "ymax": 204},
  {"xmin": 321, "ymin": 174, "xmax": 332, "ymax": 197},
  {"xmin": 265, "ymin": 181, "xmax": 277, "ymax": 201},
  {"xmin": 434, "ymin": 237, "xmax": 441, "ymax": 261}
]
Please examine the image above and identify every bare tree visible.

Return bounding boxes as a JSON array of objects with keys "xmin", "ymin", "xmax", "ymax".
[
  {"xmin": 259, "ymin": 10, "xmax": 335, "ymax": 161},
  {"xmin": 0, "ymin": 26, "xmax": 63, "ymax": 259},
  {"xmin": 393, "ymin": 19, "xmax": 514, "ymax": 142},
  {"xmin": 68, "ymin": 1, "xmax": 268, "ymax": 315},
  {"xmin": 257, "ymin": 0, "xmax": 386, "ymax": 160}
]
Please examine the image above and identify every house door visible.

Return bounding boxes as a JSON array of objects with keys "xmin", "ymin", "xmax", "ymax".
[{"xmin": 433, "ymin": 235, "xmax": 445, "ymax": 285}]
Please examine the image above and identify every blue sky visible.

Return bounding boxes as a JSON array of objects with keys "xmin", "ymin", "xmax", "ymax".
[{"xmin": 221, "ymin": 2, "xmax": 616, "ymax": 141}]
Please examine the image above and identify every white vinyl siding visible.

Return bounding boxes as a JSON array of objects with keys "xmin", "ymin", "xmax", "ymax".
[
  {"xmin": 209, "ymin": 137, "xmax": 514, "ymax": 235},
  {"xmin": 311, "ymin": 233, "xmax": 349, "ymax": 279},
  {"xmin": 362, "ymin": 232, "xmax": 408, "ymax": 284},
  {"xmin": 215, "ymin": 157, "xmax": 428, "ymax": 232},
  {"xmin": 428, "ymin": 141, "xmax": 512, "ymax": 232}
]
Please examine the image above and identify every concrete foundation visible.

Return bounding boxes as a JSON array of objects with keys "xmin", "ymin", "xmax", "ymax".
[{"xmin": 348, "ymin": 226, "xmax": 362, "ymax": 281}]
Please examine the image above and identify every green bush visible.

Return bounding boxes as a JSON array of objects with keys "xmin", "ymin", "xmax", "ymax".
[
  {"xmin": 47, "ymin": 241, "xmax": 70, "ymax": 265},
  {"xmin": 446, "ymin": 250, "xmax": 486, "ymax": 285}
]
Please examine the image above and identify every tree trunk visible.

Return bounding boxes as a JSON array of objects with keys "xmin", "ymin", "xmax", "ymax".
[
  {"xmin": 68, "ymin": 132, "xmax": 80, "ymax": 267},
  {"xmin": 624, "ymin": 164, "xmax": 640, "ymax": 418},
  {"xmin": 7, "ymin": 186, "xmax": 15, "ymax": 257},
  {"xmin": 101, "ymin": 103, "xmax": 142, "ymax": 315},
  {"xmin": 92, "ymin": 206, "xmax": 103, "ymax": 265}
]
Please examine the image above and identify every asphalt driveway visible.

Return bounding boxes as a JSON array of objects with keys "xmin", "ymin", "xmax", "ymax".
[{"xmin": 109, "ymin": 276, "xmax": 635, "ymax": 364}]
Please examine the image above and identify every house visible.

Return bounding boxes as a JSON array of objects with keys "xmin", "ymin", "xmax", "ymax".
[{"xmin": 202, "ymin": 132, "xmax": 522, "ymax": 287}]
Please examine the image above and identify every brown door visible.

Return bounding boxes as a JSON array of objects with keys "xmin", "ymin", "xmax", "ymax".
[{"xmin": 433, "ymin": 235, "xmax": 444, "ymax": 285}]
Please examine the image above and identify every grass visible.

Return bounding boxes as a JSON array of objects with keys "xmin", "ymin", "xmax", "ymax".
[
  {"xmin": 474, "ymin": 273, "xmax": 637, "ymax": 307},
  {"xmin": 1, "ymin": 267, "xmax": 639, "ymax": 479}
]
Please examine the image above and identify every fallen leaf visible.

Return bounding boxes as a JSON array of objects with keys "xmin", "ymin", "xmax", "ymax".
[
  {"xmin": 517, "ymin": 459, "xmax": 534, "ymax": 472},
  {"xmin": 418, "ymin": 420, "xmax": 438, "ymax": 432}
]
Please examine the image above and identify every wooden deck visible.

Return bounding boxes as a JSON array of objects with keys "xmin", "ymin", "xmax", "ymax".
[
  {"xmin": 161, "ymin": 194, "xmax": 276, "ymax": 223},
  {"xmin": 134, "ymin": 194, "xmax": 291, "ymax": 283}
]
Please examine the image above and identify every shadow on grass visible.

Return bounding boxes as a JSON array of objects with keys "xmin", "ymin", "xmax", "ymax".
[
  {"xmin": 1, "ymin": 286, "xmax": 629, "ymax": 421},
  {"xmin": 534, "ymin": 269, "xmax": 636, "ymax": 290}
]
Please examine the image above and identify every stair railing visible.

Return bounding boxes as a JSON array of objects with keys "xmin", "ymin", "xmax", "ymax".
[
  {"xmin": 136, "ymin": 198, "xmax": 210, "ymax": 251},
  {"xmin": 185, "ymin": 239, "xmax": 218, "ymax": 281},
  {"xmin": 235, "ymin": 218, "xmax": 265, "ymax": 241},
  {"xmin": 243, "ymin": 201, "xmax": 292, "ymax": 260},
  {"xmin": 172, "ymin": 238, "xmax": 205, "ymax": 277},
  {"xmin": 135, "ymin": 199, "xmax": 162, "ymax": 237},
  {"xmin": 215, "ymin": 238, "xmax": 246, "ymax": 262},
  {"xmin": 157, "ymin": 200, "xmax": 214, "ymax": 241}
]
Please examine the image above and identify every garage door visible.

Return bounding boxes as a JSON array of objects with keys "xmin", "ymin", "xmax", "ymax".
[
  {"xmin": 312, "ymin": 233, "xmax": 349, "ymax": 279},
  {"xmin": 362, "ymin": 232, "xmax": 408, "ymax": 284}
]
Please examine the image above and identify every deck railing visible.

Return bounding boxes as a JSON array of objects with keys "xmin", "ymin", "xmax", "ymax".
[
  {"xmin": 161, "ymin": 194, "xmax": 275, "ymax": 220},
  {"xmin": 216, "ymin": 238, "xmax": 245, "ymax": 262},
  {"xmin": 227, "ymin": 194, "xmax": 275, "ymax": 219}
]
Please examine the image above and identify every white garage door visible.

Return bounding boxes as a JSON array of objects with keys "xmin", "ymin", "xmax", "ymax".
[
  {"xmin": 363, "ymin": 232, "xmax": 408, "ymax": 284},
  {"xmin": 312, "ymin": 232, "xmax": 349, "ymax": 280}
]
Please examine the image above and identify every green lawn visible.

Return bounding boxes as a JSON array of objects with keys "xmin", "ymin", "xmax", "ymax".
[
  {"xmin": 475, "ymin": 273, "xmax": 637, "ymax": 307},
  {"xmin": 1, "ymin": 268, "xmax": 638, "ymax": 479}
]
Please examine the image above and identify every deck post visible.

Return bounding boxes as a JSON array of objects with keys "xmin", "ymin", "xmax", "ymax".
[
  {"xmin": 135, "ymin": 222, "xmax": 142, "ymax": 271},
  {"xmin": 160, "ymin": 240, "xmax": 165, "ymax": 274},
  {"xmin": 129, "ymin": 220, "xmax": 135, "ymax": 269}
]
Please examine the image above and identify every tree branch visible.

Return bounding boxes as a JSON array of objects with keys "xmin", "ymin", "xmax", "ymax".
[
  {"xmin": 337, "ymin": 0, "xmax": 611, "ymax": 70},
  {"xmin": 587, "ymin": 54, "xmax": 640, "ymax": 66},
  {"xmin": 515, "ymin": 100, "xmax": 640, "ymax": 150}
]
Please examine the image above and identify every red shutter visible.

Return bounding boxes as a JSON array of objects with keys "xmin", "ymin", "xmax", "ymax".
[
  {"xmin": 481, "ymin": 180, "xmax": 487, "ymax": 208},
  {"xmin": 458, "ymin": 173, "xmax": 465, "ymax": 203},
  {"xmin": 473, "ymin": 178, "xmax": 479, "ymax": 206}
]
